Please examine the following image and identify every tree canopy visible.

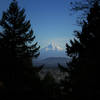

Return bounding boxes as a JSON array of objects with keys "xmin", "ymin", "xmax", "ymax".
[
  {"xmin": 66, "ymin": 1, "xmax": 100, "ymax": 99},
  {"xmin": 0, "ymin": 0, "xmax": 40, "ymax": 93}
]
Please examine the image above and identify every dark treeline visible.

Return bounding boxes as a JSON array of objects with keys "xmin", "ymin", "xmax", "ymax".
[
  {"xmin": 61, "ymin": 0, "xmax": 100, "ymax": 100},
  {"xmin": 0, "ymin": 0, "xmax": 100, "ymax": 99},
  {"xmin": 0, "ymin": 0, "xmax": 41, "ymax": 98}
]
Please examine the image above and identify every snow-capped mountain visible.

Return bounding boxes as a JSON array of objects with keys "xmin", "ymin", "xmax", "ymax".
[
  {"xmin": 38, "ymin": 42, "xmax": 66, "ymax": 60},
  {"xmin": 32, "ymin": 42, "xmax": 71, "ymax": 67},
  {"xmin": 45, "ymin": 42, "xmax": 63, "ymax": 51}
]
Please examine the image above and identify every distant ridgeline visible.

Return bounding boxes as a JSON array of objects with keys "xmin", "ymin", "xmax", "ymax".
[{"xmin": 33, "ymin": 57, "xmax": 71, "ymax": 68}]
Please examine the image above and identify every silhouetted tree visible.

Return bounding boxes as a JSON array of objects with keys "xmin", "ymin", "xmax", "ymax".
[
  {"xmin": 70, "ymin": 0, "xmax": 100, "ymax": 25},
  {"xmin": 66, "ymin": 1, "xmax": 100, "ymax": 99},
  {"xmin": 42, "ymin": 71, "xmax": 60, "ymax": 99},
  {"xmin": 58, "ymin": 63, "xmax": 72, "ymax": 98},
  {"xmin": 71, "ymin": 0, "xmax": 100, "ymax": 11},
  {"xmin": 0, "ymin": 0, "xmax": 40, "ymax": 94},
  {"xmin": 58, "ymin": 63, "xmax": 69, "ymax": 74}
]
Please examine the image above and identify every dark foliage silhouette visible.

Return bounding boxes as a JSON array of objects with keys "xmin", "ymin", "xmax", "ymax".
[
  {"xmin": 0, "ymin": 0, "xmax": 41, "ymax": 98},
  {"xmin": 66, "ymin": 1, "xmax": 100, "ymax": 100},
  {"xmin": 0, "ymin": 0, "xmax": 63, "ymax": 99},
  {"xmin": 70, "ymin": 0, "xmax": 100, "ymax": 25},
  {"xmin": 58, "ymin": 63, "xmax": 72, "ymax": 99}
]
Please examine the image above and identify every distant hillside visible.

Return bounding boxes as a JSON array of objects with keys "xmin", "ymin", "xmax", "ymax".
[{"xmin": 33, "ymin": 57, "xmax": 70, "ymax": 68}]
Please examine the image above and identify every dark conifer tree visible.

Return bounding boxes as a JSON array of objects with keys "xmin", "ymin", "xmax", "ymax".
[
  {"xmin": 66, "ymin": 1, "xmax": 100, "ymax": 99},
  {"xmin": 0, "ymin": 0, "xmax": 40, "ymax": 93},
  {"xmin": 0, "ymin": 0, "xmax": 40, "ymax": 62},
  {"xmin": 70, "ymin": 0, "xmax": 100, "ymax": 25}
]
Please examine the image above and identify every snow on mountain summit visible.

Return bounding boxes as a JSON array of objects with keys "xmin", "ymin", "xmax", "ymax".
[
  {"xmin": 45, "ymin": 42, "xmax": 63, "ymax": 51},
  {"xmin": 35, "ymin": 42, "xmax": 66, "ymax": 60}
]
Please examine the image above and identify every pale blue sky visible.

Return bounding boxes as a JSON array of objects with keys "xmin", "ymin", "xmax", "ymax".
[{"xmin": 0, "ymin": 0, "xmax": 80, "ymax": 49}]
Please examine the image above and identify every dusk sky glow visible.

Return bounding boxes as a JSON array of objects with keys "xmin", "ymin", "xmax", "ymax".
[{"xmin": 0, "ymin": 0, "xmax": 80, "ymax": 49}]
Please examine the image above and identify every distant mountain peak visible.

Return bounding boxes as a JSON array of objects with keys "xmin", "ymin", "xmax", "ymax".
[
  {"xmin": 45, "ymin": 42, "xmax": 63, "ymax": 51},
  {"xmin": 38, "ymin": 42, "xmax": 66, "ymax": 60}
]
